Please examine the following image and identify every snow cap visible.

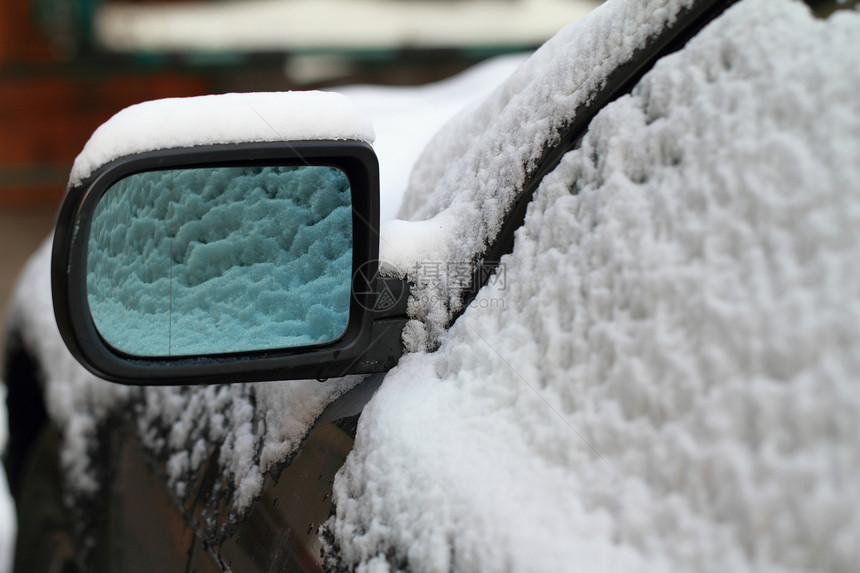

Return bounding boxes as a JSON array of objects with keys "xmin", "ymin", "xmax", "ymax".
[{"xmin": 69, "ymin": 91, "xmax": 375, "ymax": 187}]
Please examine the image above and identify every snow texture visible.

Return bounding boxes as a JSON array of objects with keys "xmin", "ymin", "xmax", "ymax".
[
  {"xmin": 69, "ymin": 91, "xmax": 374, "ymax": 187},
  {"xmin": 326, "ymin": 0, "xmax": 860, "ymax": 571},
  {"xmin": 387, "ymin": 0, "xmax": 707, "ymax": 349},
  {"xmin": 88, "ymin": 165, "xmax": 352, "ymax": 356}
]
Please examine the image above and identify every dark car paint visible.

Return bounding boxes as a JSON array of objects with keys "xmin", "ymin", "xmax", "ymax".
[{"xmin": 2, "ymin": 328, "xmax": 48, "ymax": 499}]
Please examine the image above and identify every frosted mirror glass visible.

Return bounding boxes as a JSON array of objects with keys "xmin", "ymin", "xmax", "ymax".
[{"xmin": 86, "ymin": 165, "xmax": 353, "ymax": 357}]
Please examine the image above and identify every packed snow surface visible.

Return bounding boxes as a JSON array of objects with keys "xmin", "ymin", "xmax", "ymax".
[
  {"xmin": 388, "ymin": 0, "xmax": 719, "ymax": 348},
  {"xmin": 326, "ymin": 0, "xmax": 860, "ymax": 571},
  {"xmin": 88, "ymin": 165, "xmax": 352, "ymax": 356},
  {"xmin": 69, "ymin": 91, "xmax": 374, "ymax": 187}
]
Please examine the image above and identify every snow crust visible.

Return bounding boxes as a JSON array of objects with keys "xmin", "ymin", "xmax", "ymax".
[
  {"xmin": 69, "ymin": 91, "xmax": 374, "ymax": 187},
  {"xmin": 326, "ymin": 1, "xmax": 860, "ymax": 571},
  {"xmin": 88, "ymin": 165, "xmax": 352, "ymax": 356},
  {"xmin": 388, "ymin": 0, "xmax": 702, "ymax": 349}
]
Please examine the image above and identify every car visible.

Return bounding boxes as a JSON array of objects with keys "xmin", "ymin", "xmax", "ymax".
[{"xmin": 3, "ymin": 0, "xmax": 860, "ymax": 571}]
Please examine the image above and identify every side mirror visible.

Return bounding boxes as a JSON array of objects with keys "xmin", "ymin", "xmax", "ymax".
[{"xmin": 52, "ymin": 94, "xmax": 407, "ymax": 385}]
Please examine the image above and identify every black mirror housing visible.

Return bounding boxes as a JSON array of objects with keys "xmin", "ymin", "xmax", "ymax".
[{"xmin": 52, "ymin": 141, "xmax": 406, "ymax": 385}]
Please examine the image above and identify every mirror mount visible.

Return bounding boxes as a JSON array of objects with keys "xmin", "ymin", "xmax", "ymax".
[
  {"xmin": 350, "ymin": 277, "xmax": 410, "ymax": 374},
  {"xmin": 52, "ymin": 140, "xmax": 407, "ymax": 386}
]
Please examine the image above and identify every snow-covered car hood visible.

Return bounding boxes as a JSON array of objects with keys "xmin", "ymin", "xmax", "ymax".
[{"xmin": 5, "ymin": 0, "xmax": 860, "ymax": 571}]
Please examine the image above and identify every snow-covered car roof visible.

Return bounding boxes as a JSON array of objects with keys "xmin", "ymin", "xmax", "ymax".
[{"xmin": 5, "ymin": 0, "xmax": 860, "ymax": 570}]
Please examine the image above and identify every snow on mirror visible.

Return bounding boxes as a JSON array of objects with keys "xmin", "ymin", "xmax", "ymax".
[{"xmin": 86, "ymin": 165, "xmax": 353, "ymax": 357}]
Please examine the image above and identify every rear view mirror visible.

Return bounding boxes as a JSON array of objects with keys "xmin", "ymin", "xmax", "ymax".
[
  {"xmin": 53, "ymin": 141, "xmax": 408, "ymax": 385},
  {"xmin": 87, "ymin": 164, "xmax": 353, "ymax": 357}
]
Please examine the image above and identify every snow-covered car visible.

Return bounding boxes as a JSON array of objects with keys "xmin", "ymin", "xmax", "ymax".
[{"xmin": 3, "ymin": 0, "xmax": 860, "ymax": 571}]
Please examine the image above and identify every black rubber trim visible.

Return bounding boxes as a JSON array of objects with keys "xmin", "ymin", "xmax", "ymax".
[{"xmin": 454, "ymin": 0, "xmax": 740, "ymax": 321}]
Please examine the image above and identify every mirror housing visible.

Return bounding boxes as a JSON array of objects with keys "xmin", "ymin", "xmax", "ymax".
[{"xmin": 52, "ymin": 141, "xmax": 407, "ymax": 385}]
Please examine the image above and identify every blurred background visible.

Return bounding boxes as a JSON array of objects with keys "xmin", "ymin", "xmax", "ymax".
[{"xmin": 0, "ymin": 1, "xmax": 599, "ymax": 569}]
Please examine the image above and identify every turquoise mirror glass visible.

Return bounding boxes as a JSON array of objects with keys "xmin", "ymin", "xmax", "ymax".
[{"xmin": 86, "ymin": 165, "xmax": 353, "ymax": 357}]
